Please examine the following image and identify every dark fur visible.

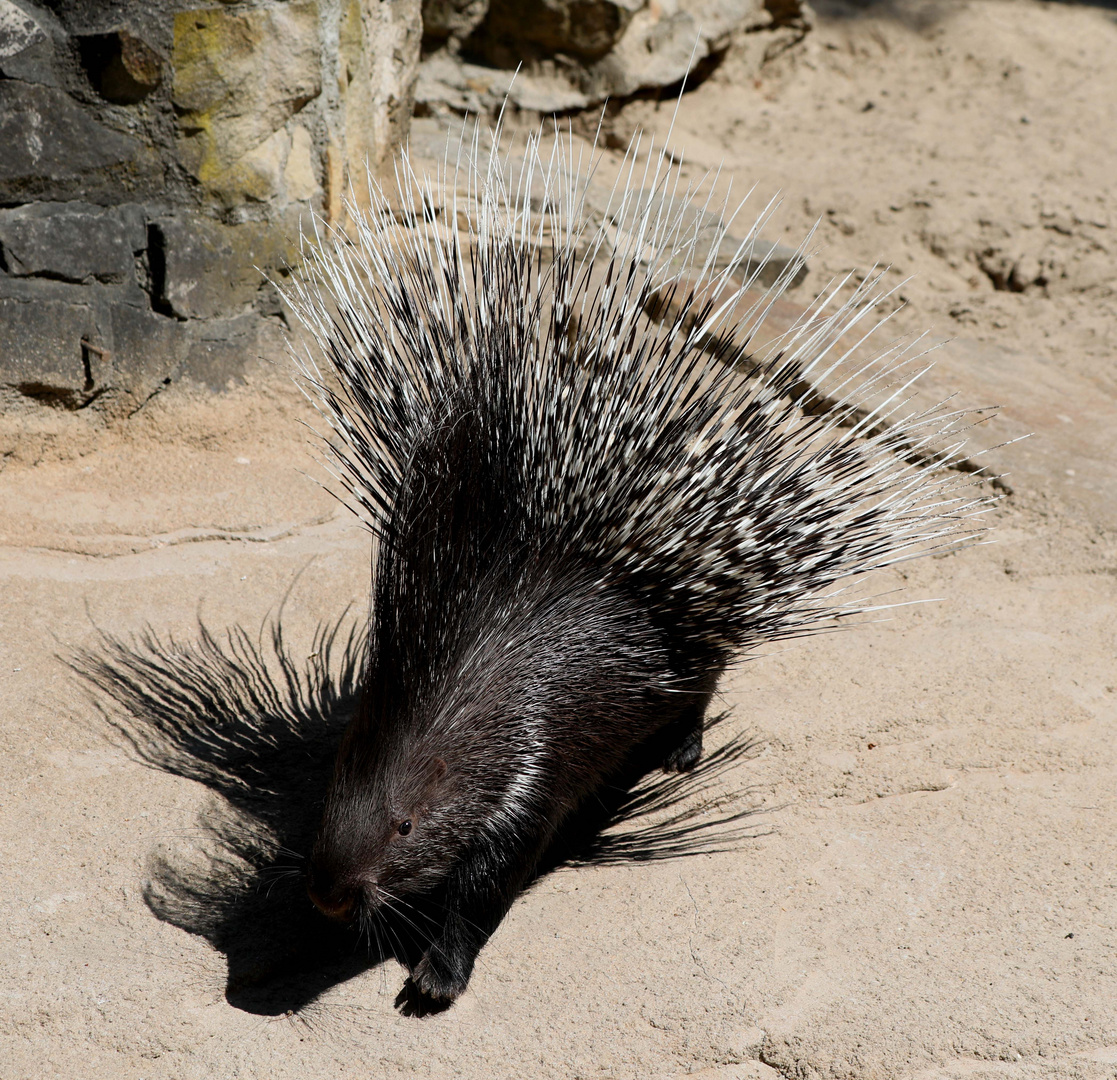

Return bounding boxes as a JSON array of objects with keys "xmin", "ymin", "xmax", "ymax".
[
  {"xmin": 71, "ymin": 611, "xmax": 762, "ymax": 1016},
  {"xmin": 296, "ymin": 129, "xmax": 987, "ymax": 1005},
  {"xmin": 309, "ymin": 395, "xmax": 723, "ymax": 1001}
]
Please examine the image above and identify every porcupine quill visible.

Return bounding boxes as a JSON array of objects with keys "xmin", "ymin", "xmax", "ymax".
[{"xmin": 284, "ymin": 107, "xmax": 993, "ymax": 1005}]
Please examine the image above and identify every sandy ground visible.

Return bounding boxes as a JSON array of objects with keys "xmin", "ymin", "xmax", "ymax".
[{"xmin": 1, "ymin": 2, "xmax": 1116, "ymax": 1077}]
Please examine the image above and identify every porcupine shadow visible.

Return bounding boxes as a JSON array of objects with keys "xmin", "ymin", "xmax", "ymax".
[{"xmin": 71, "ymin": 611, "xmax": 765, "ymax": 1017}]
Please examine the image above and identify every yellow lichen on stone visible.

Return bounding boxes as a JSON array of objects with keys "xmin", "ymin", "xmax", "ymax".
[{"xmin": 171, "ymin": 4, "xmax": 321, "ymax": 204}]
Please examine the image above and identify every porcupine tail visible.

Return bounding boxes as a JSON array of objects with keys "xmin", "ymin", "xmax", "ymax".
[{"xmin": 285, "ymin": 108, "xmax": 994, "ymax": 667}]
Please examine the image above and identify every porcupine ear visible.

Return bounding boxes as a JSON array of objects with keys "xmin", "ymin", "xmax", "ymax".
[{"xmin": 423, "ymin": 756, "xmax": 448, "ymax": 794}]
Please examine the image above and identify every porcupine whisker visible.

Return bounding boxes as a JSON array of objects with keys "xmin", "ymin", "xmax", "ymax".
[
  {"xmin": 366, "ymin": 909, "xmax": 392, "ymax": 962},
  {"xmin": 373, "ymin": 894, "xmax": 446, "ymax": 966},
  {"xmin": 376, "ymin": 897, "xmax": 440, "ymax": 949},
  {"xmin": 379, "ymin": 889, "xmax": 492, "ymax": 949}
]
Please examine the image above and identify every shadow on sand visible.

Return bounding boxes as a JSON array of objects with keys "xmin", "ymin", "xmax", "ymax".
[{"xmin": 71, "ymin": 612, "xmax": 765, "ymax": 1017}]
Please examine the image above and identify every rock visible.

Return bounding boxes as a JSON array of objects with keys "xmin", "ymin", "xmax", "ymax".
[
  {"xmin": 0, "ymin": 81, "xmax": 163, "ymax": 205},
  {"xmin": 108, "ymin": 302, "xmax": 188, "ymax": 405},
  {"xmin": 415, "ymin": 53, "xmax": 588, "ymax": 115},
  {"xmin": 0, "ymin": 0, "xmax": 44, "ymax": 60},
  {"xmin": 416, "ymin": 0, "xmax": 775, "ymax": 114},
  {"xmin": 0, "ymin": 29, "xmax": 60, "ymax": 87},
  {"xmin": 470, "ymin": 0, "xmax": 643, "ymax": 67},
  {"xmin": 171, "ymin": 4, "xmax": 323, "ymax": 203},
  {"xmin": 212, "ymin": 127, "xmax": 293, "ymax": 206},
  {"xmin": 0, "ymin": 202, "xmax": 146, "ymax": 284},
  {"xmin": 0, "ymin": 0, "xmax": 59, "ymax": 88},
  {"xmin": 509, "ymin": 66, "xmax": 592, "ymax": 112},
  {"xmin": 422, "ymin": 0, "xmax": 489, "ymax": 51},
  {"xmin": 336, "ymin": 0, "xmax": 423, "ymax": 213},
  {"xmin": 284, "ymin": 124, "xmax": 321, "ymax": 203},
  {"xmin": 0, "ymin": 277, "xmax": 189, "ymax": 411},
  {"xmin": 0, "ymin": 0, "xmax": 423, "ymax": 404},
  {"xmin": 589, "ymin": 187, "xmax": 808, "ymax": 288},
  {"xmin": 116, "ymin": 30, "xmax": 161, "ymax": 87},
  {"xmin": 0, "ymin": 273, "xmax": 254, "ymax": 410},
  {"xmin": 152, "ymin": 214, "xmax": 302, "ymax": 322},
  {"xmin": 587, "ymin": 0, "xmax": 769, "ymax": 100},
  {"xmin": 0, "ymin": 279, "xmax": 97, "ymax": 405},
  {"xmin": 182, "ymin": 315, "xmax": 261, "ymax": 392},
  {"xmin": 415, "ymin": 51, "xmax": 497, "ymax": 114}
]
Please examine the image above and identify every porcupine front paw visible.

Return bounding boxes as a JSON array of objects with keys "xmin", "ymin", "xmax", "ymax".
[
  {"xmin": 410, "ymin": 944, "xmax": 472, "ymax": 1003},
  {"xmin": 662, "ymin": 722, "xmax": 703, "ymax": 773}
]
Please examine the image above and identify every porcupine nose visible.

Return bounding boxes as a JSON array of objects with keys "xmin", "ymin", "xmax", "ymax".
[
  {"xmin": 308, "ymin": 887, "xmax": 357, "ymax": 922},
  {"xmin": 307, "ymin": 866, "xmax": 361, "ymax": 922}
]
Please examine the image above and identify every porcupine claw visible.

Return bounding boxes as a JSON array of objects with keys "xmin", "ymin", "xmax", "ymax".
[{"xmin": 410, "ymin": 947, "xmax": 471, "ymax": 1003}]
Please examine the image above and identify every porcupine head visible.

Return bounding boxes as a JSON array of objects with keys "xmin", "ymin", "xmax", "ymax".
[{"xmin": 290, "ymin": 113, "xmax": 991, "ymax": 1002}]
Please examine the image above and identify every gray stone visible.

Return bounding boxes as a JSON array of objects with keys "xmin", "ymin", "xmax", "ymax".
[
  {"xmin": 0, "ymin": 31, "xmax": 61, "ymax": 86},
  {"xmin": 183, "ymin": 315, "xmax": 260, "ymax": 392},
  {"xmin": 0, "ymin": 278, "xmax": 97, "ymax": 404},
  {"xmin": 0, "ymin": 81, "xmax": 163, "ymax": 205},
  {"xmin": 0, "ymin": 2, "xmax": 60, "ymax": 85},
  {"xmin": 422, "ymin": 0, "xmax": 489, "ymax": 50},
  {"xmin": 152, "ymin": 214, "xmax": 301, "ymax": 321},
  {"xmin": 416, "ymin": 53, "xmax": 599, "ymax": 113},
  {"xmin": 0, "ymin": 0, "xmax": 44, "ymax": 59},
  {"xmin": 415, "ymin": 53, "xmax": 520, "ymax": 114},
  {"xmin": 108, "ymin": 301, "xmax": 186, "ymax": 404},
  {"xmin": 0, "ymin": 202, "xmax": 147, "ymax": 284},
  {"xmin": 588, "ymin": 0, "xmax": 768, "ymax": 100},
  {"xmin": 0, "ymin": 273, "xmax": 193, "ymax": 410},
  {"xmin": 416, "ymin": 0, "xmax": 771, "ymax": 114},
  {"xmin": 0, "ymin": 0, "xmax": 423, "ymax": 403},
  {"xmin": 470, "ymin": 0, "xmax": 643, "ymax": 67}
]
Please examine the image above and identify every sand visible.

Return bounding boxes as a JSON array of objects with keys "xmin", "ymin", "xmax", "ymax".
[{"xmin": 1, "ymin": 2, "xmax": 1115, "ymax": 1077}]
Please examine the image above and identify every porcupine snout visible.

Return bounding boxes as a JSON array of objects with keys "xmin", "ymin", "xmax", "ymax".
[
  {"xmin": 306, "ymin": 836, "xmax": 369, "ymax": 923},
  {"xmin": 307, "ymin": 880, "xmax": 358, "ymax": 923},
  {"xmin": 306, "ymin": 864, "xmax": 361, "ymax": 922}
]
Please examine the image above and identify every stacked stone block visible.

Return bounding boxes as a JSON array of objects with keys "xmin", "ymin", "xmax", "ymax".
[{"xmin": 0, "ymin": 0, "xmax": 421, "ymax": 413}]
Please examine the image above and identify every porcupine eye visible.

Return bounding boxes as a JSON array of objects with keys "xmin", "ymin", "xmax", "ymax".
[{"xmin": 398, "ymin": 820, "xmax": 412, "ymax": 836}]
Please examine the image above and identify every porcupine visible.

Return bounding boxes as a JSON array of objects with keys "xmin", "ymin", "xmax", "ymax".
[{"xmin": 286, "ymin": 116, "xmax": 989, "ymax": 1004}]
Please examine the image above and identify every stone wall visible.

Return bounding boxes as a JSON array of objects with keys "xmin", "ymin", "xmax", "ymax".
[
  {"xmin": 0, "ymin": 0, "xmax": 421, "ymax": 414},
  {"xmin": 0, "ymin": 0, "xmax": 808, "ymax": 414}
]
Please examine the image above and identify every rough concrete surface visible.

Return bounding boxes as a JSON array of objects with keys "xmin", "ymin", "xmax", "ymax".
[{"xmin": 1, "ymin": 2, "xmax": 1115, "ymax": 1077}]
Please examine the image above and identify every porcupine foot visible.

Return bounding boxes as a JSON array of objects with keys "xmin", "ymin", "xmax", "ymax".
[
  {"xmin": 662, "ymin": 721, "xmax": 703, "ymax": 772},
  {"xmin": 407, "ymin": 838, "xmax": 531, "ymax": 1003},
  {"xmin": 407, "ymin": 904, "xmax": 482, "ymax": 1003},
  {"xmin": 662, "ymin": 673, "xmax": 718, "ymax": 772},
  {"xmin": 410, "ymin": 943, "xmax": 471, "ymax": 1003}
]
